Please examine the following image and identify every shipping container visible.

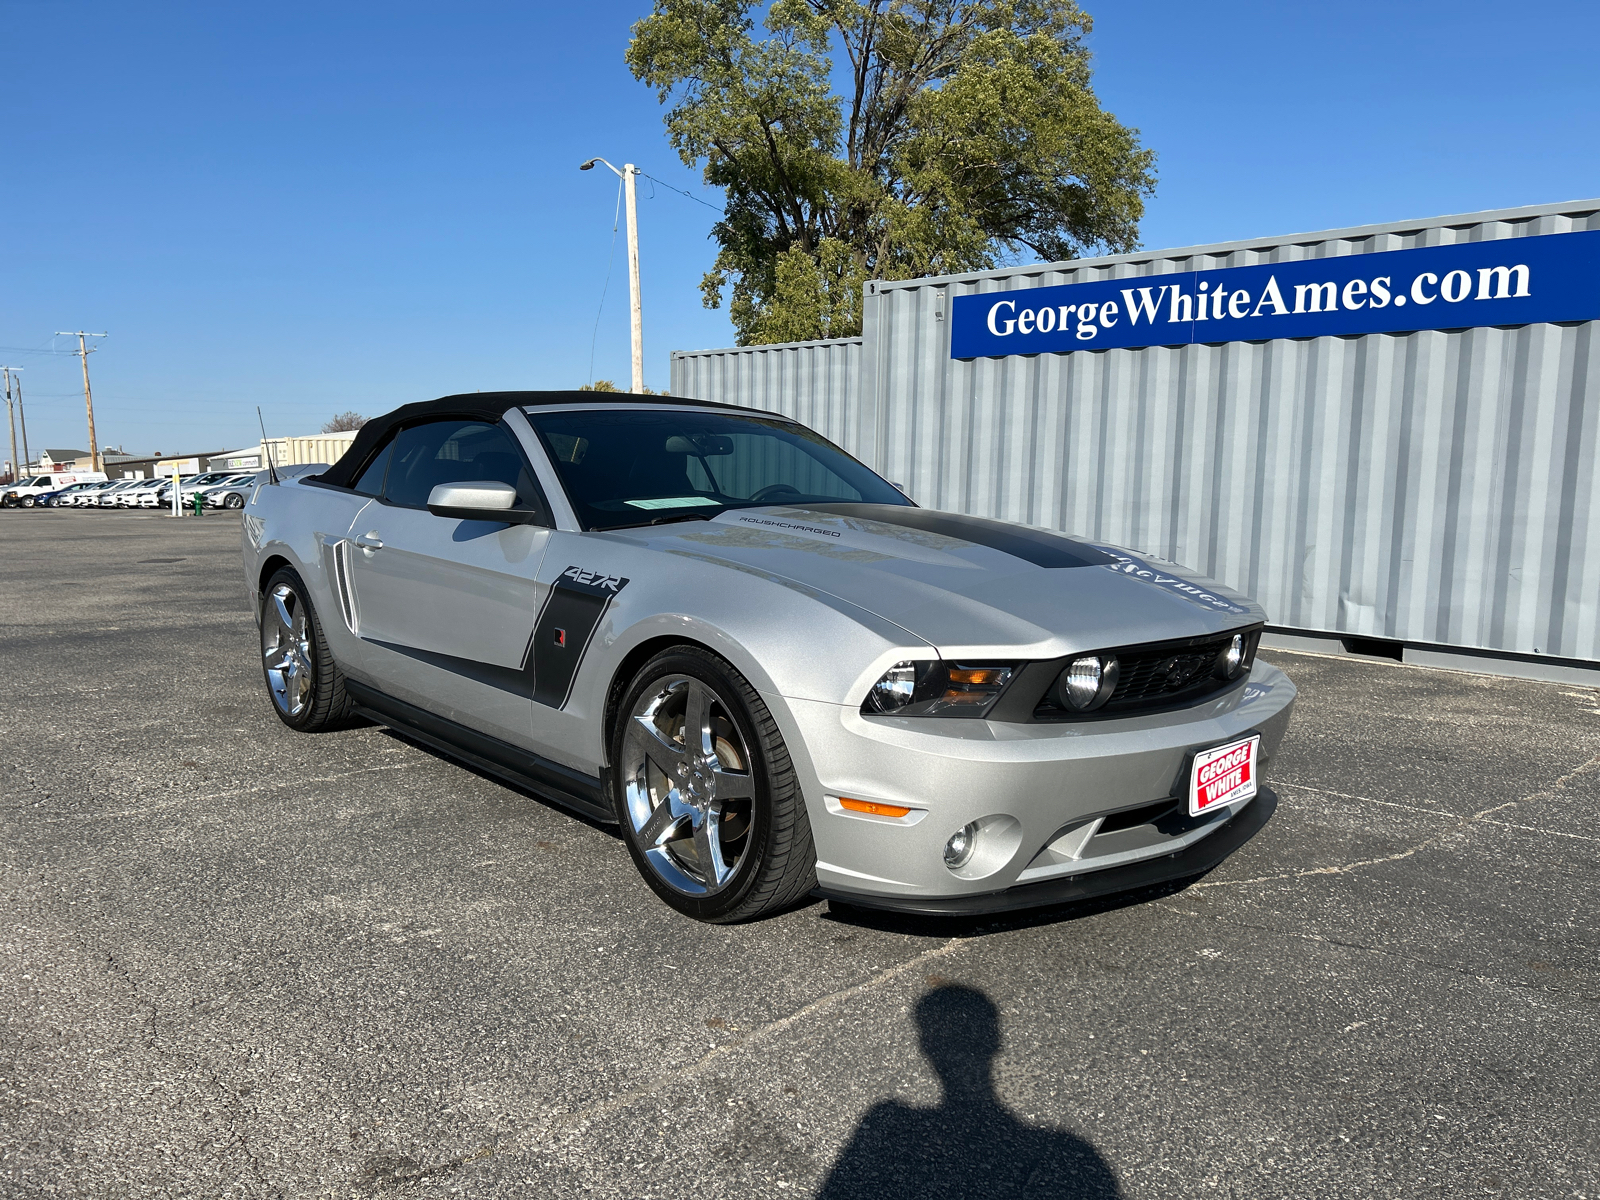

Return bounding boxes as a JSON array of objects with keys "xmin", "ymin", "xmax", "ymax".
[{"xmin": 672, "ymin": 199, "xmax": 1600, "ymax": 681}]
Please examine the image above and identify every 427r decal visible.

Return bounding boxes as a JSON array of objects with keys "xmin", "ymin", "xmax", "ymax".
[{"xmin": 524, "ymin": 566, "xmax": 631, "ymax": 709}]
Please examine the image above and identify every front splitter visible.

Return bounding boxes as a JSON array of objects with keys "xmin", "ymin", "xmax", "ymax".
[{"xmin": 814, "ymin": 788, "xmax": 1277, "ymax": 917}]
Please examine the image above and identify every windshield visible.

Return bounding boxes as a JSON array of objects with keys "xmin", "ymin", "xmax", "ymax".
[{"xmin": 525, "ymin": 407, "xmax": 909, "ymax": 531}]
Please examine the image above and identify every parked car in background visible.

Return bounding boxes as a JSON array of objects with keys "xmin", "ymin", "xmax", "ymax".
[
  {"xmin": 122, "ymin": 479, "xmax": 169, "ymax": 507},
  {"xmin": 118, "ymin": 479, "xmax": 157, "ymax": 506},
  {"xmin": 97, "ymin": 479, "xmax": 144, "ymax": 506},
  {"xmin": 202, "ymin": 474, "xmax": 262, "ymax": 510},
  {"xmin": 36, "ymin": 482, "xmax": 101, "ymax": 507},
  {"xmin": 63, "ymin": 481, "xmax": 118, "ymax": 507},
  {"xmin": 154, "ymin": 472, "xmax": 233, "ymax": 509}
]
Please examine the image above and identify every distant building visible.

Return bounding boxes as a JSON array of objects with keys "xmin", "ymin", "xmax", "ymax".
[
  {"xmin": 212, "ymin": 446, "xmax": 265, "ymax": 471},
  {"xmin": 38, "ymin": 448, "xmax": 90, "ymax": 471},
  {"xmin": 101, "ymin": 451, "xmax": 229, "ymax": 480}
]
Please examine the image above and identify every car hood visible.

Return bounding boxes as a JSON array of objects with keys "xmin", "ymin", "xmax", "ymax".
[{"xmin": 614, "ymin": 503, "xmax": 1266, "ymax": 657}]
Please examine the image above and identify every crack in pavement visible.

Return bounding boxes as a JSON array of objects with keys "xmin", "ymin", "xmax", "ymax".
[
  {"xmin": 13, "ymin": 760, "xmax": 419, "ymax": 821},
  {"xmin": 1276, "ymin": 780, "xmax": 1600, "ymax": 843},
  {"xmin": 503, "ymin": 936, "xmax": 969, "ymax": 1155},
  {"xmin": 1156, "ymin": 903, "xmax": 1600, "ymax": 1004},
  {"xmin": 1191, "ymin": 753, "xmax": 1600, "ymax": 891}
]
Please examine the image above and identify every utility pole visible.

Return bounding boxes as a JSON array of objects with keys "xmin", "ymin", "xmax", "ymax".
[
  {"xmin": 15, "ymin": 373, "xmax": 27, "ymax": 473},
  {"xmin": 57, "ymin": 332, "xmax": 107, "ymax": 471},
  {"xmin": 579, "ymin": 157, "xmax": 644, "ymax": 393},
  {"xmin": 2, "ymin": 368, "xmax": 18, "ymax": 485}
]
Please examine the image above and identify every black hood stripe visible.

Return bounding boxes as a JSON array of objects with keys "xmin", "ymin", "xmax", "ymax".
[{"xmin": 803, "ymin": 503, "xmax": 1116, "ymax": 569}]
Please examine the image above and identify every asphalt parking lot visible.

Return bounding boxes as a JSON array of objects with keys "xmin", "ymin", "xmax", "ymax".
[{"xmin": 2, "ymin": 510, "xmax": 1597, "ymax": 1199}]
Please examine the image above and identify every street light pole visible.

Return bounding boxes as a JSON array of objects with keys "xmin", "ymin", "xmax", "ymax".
[
  {"xmin": 57, "ymin": 332, "xmax": 108, "ymax": 471},
  {"xmin": 580, "ymin": 157, "xmax": 644, "ymax": 394}
]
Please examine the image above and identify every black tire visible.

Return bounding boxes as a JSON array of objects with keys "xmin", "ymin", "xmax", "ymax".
[
  {"xmin": 259, "ymin": 566, "xmax": 352, "ymax": 732},
  {"xmin": 20, "ymin": 495, "xmax": 34, "ymax": 508},
  {"xmin": 611, "ymin": 645, "xmax": 816, "ymax": 923},
  {"xmin": 225, "ymin": 492, "xmax": 245, "ymax": 509}
]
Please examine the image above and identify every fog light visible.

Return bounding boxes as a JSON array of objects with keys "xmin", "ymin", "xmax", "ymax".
[
  {"xmin": 1053, "ymin": 654, "xmax": 1120, "ymax": 711},
  {"xmin": 944, "ymin": 822, "xmax": 979, "ymax": 870},
  {"xmin": 1214, "ymin": 633, "xmax": 1248, "ymax": 680}
]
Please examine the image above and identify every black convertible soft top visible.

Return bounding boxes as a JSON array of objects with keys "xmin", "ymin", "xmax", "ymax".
[{"xmin": 311, "ymin": 390, "xmax": 743, "ymax": 490}]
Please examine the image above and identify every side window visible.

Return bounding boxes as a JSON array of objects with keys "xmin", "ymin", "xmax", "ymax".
[
  {"xmin": 351, "ymin": 440, "xmax": 394, "ymax": 496},
  {"xmin": 382, "ymin": 419, "xmax": 549, "ymax": 521}
]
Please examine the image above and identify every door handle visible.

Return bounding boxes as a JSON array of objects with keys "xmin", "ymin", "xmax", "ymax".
[{"xmin": 354, "ymin": 532, "xmax": 384, "ymax": 552}]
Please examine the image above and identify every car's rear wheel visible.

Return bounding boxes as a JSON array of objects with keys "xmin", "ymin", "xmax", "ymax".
[
  {"xmin": 612, "ymin": 647, "xmax": 816, "ymax": 922},
  {"xmin": 259, "ymin": 566, "xmax": 351, "ymax": 732}
]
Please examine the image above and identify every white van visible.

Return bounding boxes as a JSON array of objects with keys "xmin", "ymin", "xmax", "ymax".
[{"xmin": 2, "ymin": 472, "xmax": 108, "ymax": 507}]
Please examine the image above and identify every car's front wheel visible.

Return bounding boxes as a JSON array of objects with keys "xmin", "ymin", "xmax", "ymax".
[
  {"xmin": 259, "ymin": 566, "xmax": 351, "ymax": 732},
  {"xmin": 20, "ymin": 495, "xmax": 34, "ymax": 508},
  {"xmin": 612, "ymin": 646, "xmax": 816, "ymax": 922},
  {"xmin": 225, "ymin": 493, "xmax": 245, "ymax": 509}
]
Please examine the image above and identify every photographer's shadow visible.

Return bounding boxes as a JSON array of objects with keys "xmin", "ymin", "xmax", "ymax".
[{"xmin": 817, "ymin": 985, "xmax": 1122, "ymax": 1200}]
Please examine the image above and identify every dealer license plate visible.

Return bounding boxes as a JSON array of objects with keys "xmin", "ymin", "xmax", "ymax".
[{"xmin": 1189, "ymin": 734, "xmax": 1260, "ymax": 817}]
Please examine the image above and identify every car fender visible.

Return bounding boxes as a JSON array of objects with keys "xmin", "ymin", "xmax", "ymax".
[
  {"xmin": 563, "ymin": 544, "xmax": 935, "ymax": 772},
  {"xmin": 242, "ymin": 480, "xmax": 371, "ymax": 645}
]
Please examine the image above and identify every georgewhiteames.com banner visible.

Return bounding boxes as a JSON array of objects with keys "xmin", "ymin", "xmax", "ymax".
[{"xmin": 950, "ymin": 229, "xmax": 1600, "ymax": 358}]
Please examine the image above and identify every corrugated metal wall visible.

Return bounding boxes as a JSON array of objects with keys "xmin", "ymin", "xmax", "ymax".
[
  {"xmin": 670, "ymin": 200, "xmax": 1600, "ymax": 664},
  {"xmin": 672, "ymin": 337, "xmax": 863, "ymax": 453},
  {"xmin": 262, "ymin": 432, "xmax": 359, "ymax": 467}
]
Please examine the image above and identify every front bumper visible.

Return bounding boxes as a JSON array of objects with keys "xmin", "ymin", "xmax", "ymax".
[
  {"xmin": 817, "ymin": 787, "xmax": 1276, "ymax": 915},
  {"xmin": 779, "ymin": 661, "xmax": 1295, "ymax": 908}
]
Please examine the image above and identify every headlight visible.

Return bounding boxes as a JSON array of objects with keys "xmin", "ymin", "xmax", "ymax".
[
  {"xmin": 862, "ymin": 660, "xmax": 1016, "ymax": 717},
  {"xmin": 1052, "ymin": 654, "xmax": 1120, "ymax": 711},
  {"xmin": 866, "ymin": 661, "xmax": 919, "ymax": 711}
]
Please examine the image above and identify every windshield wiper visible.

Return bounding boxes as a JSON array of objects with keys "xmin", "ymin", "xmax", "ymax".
[{"xmin": 604, "ymin": 512, "xmax": 718, "ymax": 531}]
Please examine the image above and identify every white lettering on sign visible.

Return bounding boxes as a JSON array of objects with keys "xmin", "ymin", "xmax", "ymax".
[
  {"xmin": 986, "ymin": 300, "xmax": 1016, "ymax": 336},
  {"xmin": 953, "ymin": 232, "xmax": 1570, "ymax": 357},
  {"xmin": 1190, "ymin": 735, "xmax": 1259, "ymax": 816}
]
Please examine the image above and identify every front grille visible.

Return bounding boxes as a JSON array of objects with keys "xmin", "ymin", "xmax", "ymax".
[
  {"xmin": 1109, "ymin": 640, "xmax": 1233, "ymax": 705},
  {"xmin": 1028, "ymin": 626, "xmax": 1261, "ymax": 721}
]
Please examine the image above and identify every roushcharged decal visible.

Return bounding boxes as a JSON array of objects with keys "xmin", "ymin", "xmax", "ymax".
[
  {"xmin": 950, "ymin": 229, "xmax": 1600, "ymax": 358},
  {"xmin": 526, "ymin": 567, "xmax": 630, "ymax": 709}
]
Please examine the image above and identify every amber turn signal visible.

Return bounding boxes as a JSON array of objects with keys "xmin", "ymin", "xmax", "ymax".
[
  {"xmin": 947, "ymin": 666, "xmax": 1008, "ymax": 686},
  {"xmin": 839, "ymin": 797, "xmax": 913, "ymax": 818}
]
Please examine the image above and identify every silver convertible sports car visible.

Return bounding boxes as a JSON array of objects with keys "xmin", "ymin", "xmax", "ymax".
[{"xmin": 243, "ymin": 392, "xmax": 1296, "ymax": 922}]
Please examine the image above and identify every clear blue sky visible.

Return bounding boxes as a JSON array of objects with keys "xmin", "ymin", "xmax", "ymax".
[{"xmin": 4, "ymin": 0, "xmax": 1597, "ymax": 459}]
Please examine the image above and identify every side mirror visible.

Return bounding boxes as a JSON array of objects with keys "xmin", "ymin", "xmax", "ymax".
[{"xmin": 426, "ymin": 481, "xmax": 540, "ymax": 524}]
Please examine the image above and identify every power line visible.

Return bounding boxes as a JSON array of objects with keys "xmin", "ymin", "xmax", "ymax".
[{"xmin": 638, "ymin": 171, "xmax": 722, "ymax": 213}]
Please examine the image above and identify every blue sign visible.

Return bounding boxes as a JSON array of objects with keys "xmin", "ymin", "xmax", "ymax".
[{"xmin": 950, "ymin": 229, "xmax": 1600, "ymax": 358}]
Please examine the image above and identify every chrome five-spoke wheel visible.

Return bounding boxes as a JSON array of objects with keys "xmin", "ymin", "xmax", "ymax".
[
  {"xmin": 622, "ymin": 675, "xmax": 756, "ymax": 896},
  {"xmin": 262, "ymin": 581, "xmax": 315, "ymax": 719}
]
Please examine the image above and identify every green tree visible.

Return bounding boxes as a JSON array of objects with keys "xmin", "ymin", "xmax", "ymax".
[
  {"xmin": 579, "ymin": 380, "xmax": 668, "ymax": 394},
  {"xmin": 627, "ymin": 0, "xmax": 1156, "ymax": 345}
]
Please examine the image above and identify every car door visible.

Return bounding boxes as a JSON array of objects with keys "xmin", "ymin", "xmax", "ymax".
[{"xmin": 342, "ymin": 416, "xmax": 555, "ymax": 749}]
